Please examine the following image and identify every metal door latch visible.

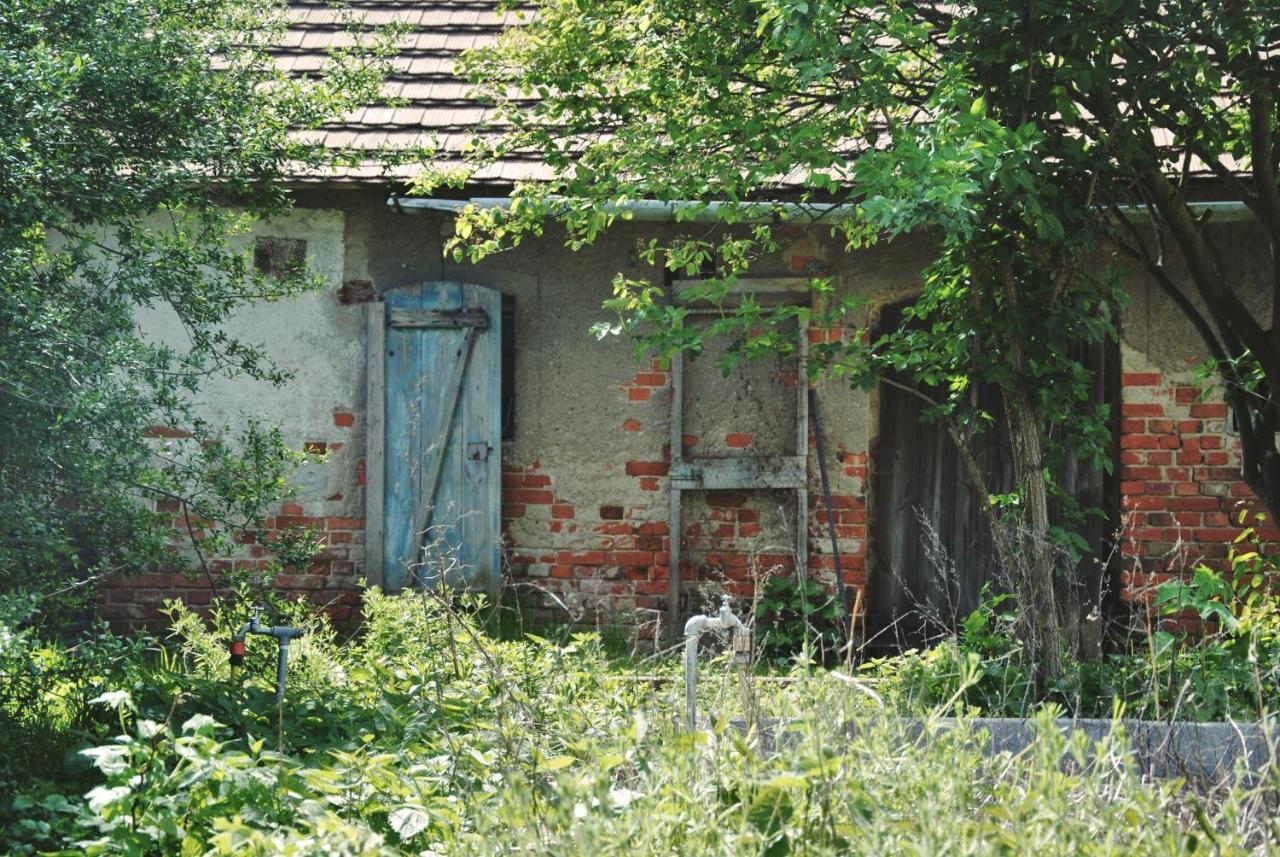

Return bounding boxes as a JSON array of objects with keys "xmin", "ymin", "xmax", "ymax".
[{"xmin": 732, "ymin": 629, "xmax": 753, "ymax": 666}]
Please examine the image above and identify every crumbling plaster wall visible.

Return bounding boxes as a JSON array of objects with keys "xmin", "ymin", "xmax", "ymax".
[{"xmin": 114, "ymin": 188, "xmax": 1271, "ymax": 635}]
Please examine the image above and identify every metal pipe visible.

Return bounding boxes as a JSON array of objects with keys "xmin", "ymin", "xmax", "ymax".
[
  {"xmin": 229, "ymin": 611, "xmax": 304, "ymax": 705},
  {"xmin": 388, "ymin": 194, "xmax": 1257, "ymax": 224},
  {"xmin": 682, "ymin": 595, "xmax": 745, "ymax": 730}
]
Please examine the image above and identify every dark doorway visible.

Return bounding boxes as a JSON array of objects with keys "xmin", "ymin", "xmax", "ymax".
[{"xmin": 868, "ymin": 299, "xmax": 1119, "ymax": 652}]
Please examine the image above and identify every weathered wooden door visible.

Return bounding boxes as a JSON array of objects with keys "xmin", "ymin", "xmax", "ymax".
[
  {"xmin": 369, "ymin": 282, "xmax": 502, "ymax": 594},
  {"xmin": 869, "ymin": 299, "xmax": 1118, "ymax": 650}
]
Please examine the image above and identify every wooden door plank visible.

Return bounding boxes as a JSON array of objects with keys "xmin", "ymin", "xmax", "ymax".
[
  {"xmin": 459, "ymin": 282, "xmax": 503, "ymax": 598},
  {"xmin": 365, "ymin": 299, "xmax": 387, "ymax": 591}
]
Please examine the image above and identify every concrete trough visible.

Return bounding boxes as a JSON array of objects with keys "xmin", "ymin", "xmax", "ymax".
[{"xmin": 727, "ymin": 717, "xmax": 1280, "ymax": 783}]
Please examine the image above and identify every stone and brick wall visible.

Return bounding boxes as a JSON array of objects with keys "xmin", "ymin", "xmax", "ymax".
[
  {"xmin": 100, "ymin": 409, "xmax": 368, "ymax": 629},
  {"xmin": 1117, "ymin": 357, "xmax": 1275, "ymax": 611}
]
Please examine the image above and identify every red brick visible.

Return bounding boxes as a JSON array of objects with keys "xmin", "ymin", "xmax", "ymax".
[
  {"xmin": 326, "ymin": 516, "xmax": 363, "ymax": 530},
  {"xmin": 1122, "ymin": 497, "xmax": 1165, "ymax": 511},
  {"xmin": 611, "ymin": 550, "xmax": 655, "ymax": 566},
  {"xmin": 558, "ymin": 550, "xmax": 606, "ymax": 566},
  {"xmin": 1122, "ymin": 403, "xmax": 1164, "ymax": 417},
  {"xmin": 1121, "ymin": 466, "xmax": 1161, "ymax": 480},
  {"xmin": 1173, "ymin": 483, "xmax": 1201, "ymax": 496},
  {"xmin": 1147, "ymin": 419, "xmax": 1174, "ymax": 433},
  {"xmin": 1122, "ymin": 372, "xmax": 1162, "ymax": 386},
  {"xmin": 1177, "ymin": 420, "xmax": 1203, "ymax": 433},
  {"xmin": 633, "ymin": 372, "xmax": 668, "ymax": 387},
  {"xmin": 1120, "ymin": 481, "xmax": 1146, "ymax": 495},
  {"xmin": 1198, "ymin": 435, "xmax": 1222, "ymax": 450},
  {"xmin": 1169, "ymin": 497, "xmax": 1220, "ymax": 511},
  {"xmin": 622, "ymin": 418, "xmax": 643, "ymax": 432},
  {"xmin": 625, "ymin": 461, "xmax": 669, "ymax": 477},
  {"xmin": 523, "ymin": 474, "xmax": 552, "ymax": 488},
  {"xmin": 552, "ymin": 504, "xmax": 575, "ymax": 519},
  {"xmin": 1121, "ymin": 435, "xmax": 1159, "ymax": 449},
  {"xmin": 725, "ymin": 432, "xmax": 754, "ymax": 449},
  {"xmin": 600, "ymin": 505, "xmax": 625, "ymax": 520},
  {"xmin": 1196, "ymin": 528, "xmax": 1242, "ymax": 542},
  {"xmin": 334, "ymin": 411, "xmax": 355, "ymax": 428},
  {"xmin": 1189, "ymin": 403, "xmax": 1227, "ymax": 419},
  {"xmin": 628, "ymin": 387, "xmax": 652, "ymax": 402},
  {"xmin": 507, "ymin": 489, "xmax": 554, "ymax": 505},
  {"xmin": 502, "ymin": 504, "xmax": 526, "ymax": 519},
  {"xmin": 639, "ymin": 477, "xmax": 660, "ymax": 491},
  {"xmin": 145, "ymin": 425, "xmax": 192, "ymax": 439}
]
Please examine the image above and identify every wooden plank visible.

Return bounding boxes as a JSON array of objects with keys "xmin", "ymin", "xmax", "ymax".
[
  {"xmin": 365, "ymin": 300, "xmax": 387, "ymax": 591},
  {"xmin": 796, "ymin": 317, "xmax": 810, "ymax": 577},
  {"xmin": 412, "ymin": 326, "xmax": 479, "ymax": 561},
  {"xmin": 416, "ymin": 282, "xmax": 466, "ymax": 589},
  {"xmin": 671, "ymin": 277, "xmax": 813, "ymax": 304},
  {"xmin": 383, "ymin": 285, "xmax": 427, "ymax": 591},
  {"xmin": 667, "ymin": 349, "xmax": 684, "ymax": 643},
  {"xmin": 458, "ymin": 282, "xmax": 503, "ymax": 599},
  {"xmin": 388, "ymin": 306, "xmax": 490, "ymax": 330},
  {"xmin": 669, "ymin": 456, "xmax": 807, "ymax": 490}
]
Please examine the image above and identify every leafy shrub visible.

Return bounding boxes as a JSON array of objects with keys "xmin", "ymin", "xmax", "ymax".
[
  {"xmin": 754, "ymin": 574, "xmax": 846, "ymax": 663},
  {"xmin": 4, "ymin": 584, "xmax": 1280, "ymax": 855}
]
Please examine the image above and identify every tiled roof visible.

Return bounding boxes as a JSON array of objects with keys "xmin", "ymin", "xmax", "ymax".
[
  {"xmin": 282, "ymin": 1, "xmax": 1241, "ymax": 187},
  {"xmin": 282, "ymin": 1, "xmax": 545, "ymax": 185}
]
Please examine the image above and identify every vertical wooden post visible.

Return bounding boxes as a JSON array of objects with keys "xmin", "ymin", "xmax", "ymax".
[
  {"xmin": 364, "ymin": 299, "xmax": 387, "ymax": 591},
  {"xmin": 795, "ymin": 318, "xmax": 810, "ymax": 576},
  {"xmin": 667, "ymin": 349, "xmax": 684, "ymax": 643}
]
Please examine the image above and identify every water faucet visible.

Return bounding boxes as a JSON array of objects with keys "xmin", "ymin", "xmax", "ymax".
[
  {"xmin": 683, "ymin": 595, "xmax": 748, "ymax": 730},
  {"xmin": 230, "ymin": 608, "xmax": 304, "ymax": 705}
]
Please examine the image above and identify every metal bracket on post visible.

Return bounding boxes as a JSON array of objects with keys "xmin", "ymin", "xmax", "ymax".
[{"xmin": 665, "ymin": 293, "xmax": 810, "ymax": 645}]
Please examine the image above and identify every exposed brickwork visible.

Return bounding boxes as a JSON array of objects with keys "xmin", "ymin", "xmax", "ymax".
[
  {"xmin": 1117, "ymin": 362, "xmax": 1275, "ymax": 611},
  {"xmin": 100, "ymin": 502, "xmax": 366, "ymax": 630},
  {"xmin": 100, "ymin": 418, "xmax": 367, "ymax": 630},
  {"xmin": 109, "ymin": 342, "xmax": 1273, "ymax": 641}
]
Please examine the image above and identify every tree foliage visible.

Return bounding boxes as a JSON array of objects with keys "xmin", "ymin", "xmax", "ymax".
[
  {"xmin": 426, "ymin": 0, "xmax": 1280, "ymax": 679},
  {"xmin": 0, "ymin": 0, "xmax": 392, "ymax": 619}
]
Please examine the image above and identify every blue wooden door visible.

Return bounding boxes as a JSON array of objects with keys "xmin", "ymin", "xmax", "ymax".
[{"xmin": 380, "ymin": 282, "xmax": 501, "ymax": 594}]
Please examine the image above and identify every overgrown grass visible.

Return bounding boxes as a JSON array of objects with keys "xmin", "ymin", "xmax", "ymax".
[{"xmin": 3, "ymin": 589, "xmax": 1279, "ymax": 854}]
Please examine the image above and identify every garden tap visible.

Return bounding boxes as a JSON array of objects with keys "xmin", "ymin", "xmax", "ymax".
[
  {"xmin": 229, "ymin": 608, "xmax": 304, "ymax": 704},
  {"xmin": 683, "ymin": 595, "xmax": 748, "ymax": 730}
]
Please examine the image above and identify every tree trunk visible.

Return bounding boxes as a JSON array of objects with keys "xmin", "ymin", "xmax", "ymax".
[
  {"xmin": 1001, "ymin": 382, "xmax": 1063, "ymax": 686},
  {"xmin": 994, "ymin": 257, "xmax": 1063, "ymax": 686}
]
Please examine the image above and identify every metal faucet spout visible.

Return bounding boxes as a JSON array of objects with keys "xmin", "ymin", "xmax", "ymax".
[{"xmin": 683, "ymin": 595, "xmax": 747, "ymax": 730}]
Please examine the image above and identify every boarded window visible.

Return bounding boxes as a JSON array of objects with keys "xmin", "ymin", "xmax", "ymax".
[{"xmin": 253, "ymin": 237, "xmax": 306, "ymax": 278}]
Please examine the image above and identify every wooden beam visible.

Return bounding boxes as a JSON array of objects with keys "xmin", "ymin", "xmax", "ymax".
[
  {"xmin": 668, "ymin": 456, "xmax": 807, "ymax": 490},
  {"xmin": 364, "ymin": 300, "xmax": 387, "ymax": 591},
  {"xmin": 668, "ymin": 350, "xmax": 684, "ymax": 644}
]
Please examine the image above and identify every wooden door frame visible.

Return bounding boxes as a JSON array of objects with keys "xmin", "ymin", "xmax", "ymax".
[
  {"xmin": 363, "ymin": 282, "xmax": 504, "ymax": 595},
  {"xmin": 365, "ymin": 297, "xmax": 387, "ymax": 591}
]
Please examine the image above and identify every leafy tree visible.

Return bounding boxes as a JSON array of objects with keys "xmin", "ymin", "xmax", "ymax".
[
  {"xmin": 427, "ymin": 0, "xmax": 1277, "ymax": 683},
  {"xmin": 0, "ymin": 0, "xmax": 393, "ymax": 620}
]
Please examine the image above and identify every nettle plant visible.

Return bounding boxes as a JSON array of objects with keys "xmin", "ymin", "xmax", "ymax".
[
  {"xmin": 1150, "ymin": 512, "xmax": 1280, "ymax": 719},
  {"xmin": 754, "ymin": 574, "xmax": 846, "ymax": 663}
]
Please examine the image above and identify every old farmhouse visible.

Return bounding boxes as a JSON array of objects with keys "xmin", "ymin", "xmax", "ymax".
[{"xmin": 105, "ymin": 1, "xmax": 1272, "ymax": 650}]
